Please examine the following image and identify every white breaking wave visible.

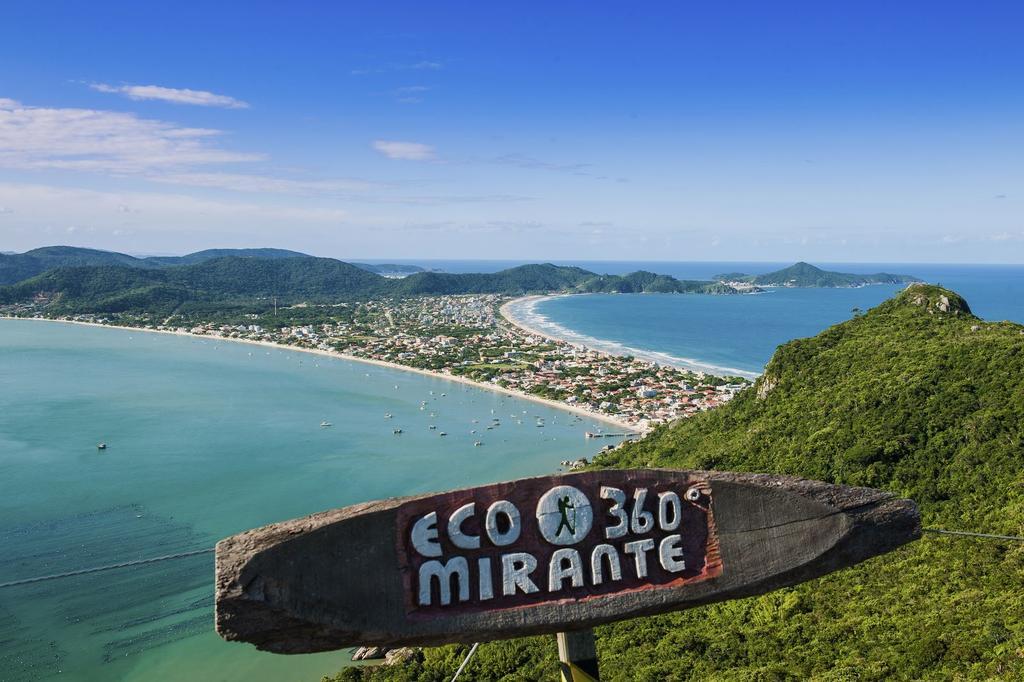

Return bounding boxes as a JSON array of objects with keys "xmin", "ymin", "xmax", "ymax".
[{"xmin": 505, "ymin": 296, "xmax": 761, "ymax": 379}]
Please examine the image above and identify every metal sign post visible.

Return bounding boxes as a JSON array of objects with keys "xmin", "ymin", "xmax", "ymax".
[{"xmin": 215, "ymin": 468, "xmax": 920, "ymax": 669}]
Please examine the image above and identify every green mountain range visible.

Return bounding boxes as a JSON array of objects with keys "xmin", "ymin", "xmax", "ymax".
[
  {"xmin": 0, "ymin": 247, "xmax": 746, "ymax": 314},
  {"xmin": 334, "ymin": 284, "xmax": 1024, "ymax": 681},
  {"xmin": 715, "ymin": 261, "xmax": 921, "ymax": 287},
  {"xmin": 0, "ymin": 245, "xmax": 313, "ymax": 285}
]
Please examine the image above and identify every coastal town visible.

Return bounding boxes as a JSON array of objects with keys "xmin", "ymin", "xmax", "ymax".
[{"xmin": 1, "ymin": 294, "xmax": 750, "ymax": 434}]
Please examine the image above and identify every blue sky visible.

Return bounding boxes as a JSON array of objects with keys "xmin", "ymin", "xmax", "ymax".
[{"xmin": 0, "ymin": 1, "xmax": 1021, "ymax": 262}]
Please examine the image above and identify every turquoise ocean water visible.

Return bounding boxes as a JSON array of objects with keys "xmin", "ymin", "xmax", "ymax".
[
  {"xmin": 1, "ymin": 261, "xmax": 1020, "ymax": 680},
  {"xmin": 498, "ymin": 263, "xmax": 1024, "ymax": 376},
  {"xmin": 0, "ymin": 320, "xmax": 610, "ymax": 681}
]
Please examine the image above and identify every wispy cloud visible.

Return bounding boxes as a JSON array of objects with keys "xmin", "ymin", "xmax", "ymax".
[
  {"xmin": 90, "ymin": 83, "xmax": 249, "ymax": 109},
  {"xmin": 149, "ymin": 172, "xmax": 380, "ymax": 196},
  {"xmin": 489, "ymin": 154, "xmax": 592, "ymax": 174},
  {"xmin": 0, "ymin": 98, "xmax": 386, "ymax": 200},
  {"xmin": 0, "ymin": 98, "xmax": 260, "ymax": 173},
  {"xmin": 483, "ymin": 153, "xmax": 626, "ymax": 182},
  {"xmin": 372, "ymin": 140, "xmax": 435, "ymax": 161},
  {"xmin": 351, "ymin": 60, "xmax": 444, "ymax": 76},
  {"xmin": 393, "ymin": 85, "xmax": 430, "ymax": 104},
  {"xmin": 400, "ymin": 219, "xmax": 542, "ymax": 233}
]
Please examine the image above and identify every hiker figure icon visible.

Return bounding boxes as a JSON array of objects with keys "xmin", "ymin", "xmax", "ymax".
[{"xmin": 556, "ymin": 494, "xmax": 576, "ymax": 537}]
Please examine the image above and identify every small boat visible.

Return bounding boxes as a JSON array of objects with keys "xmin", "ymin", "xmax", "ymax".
[
  {"xmin": 429, "ymin": 425, "xmax": 437, "ymax": 430},
  {"xmin": 439, "ymin": 432, "xmax": 447, "ymax": 437},
  {"xmin": 393, "ymin": 428, "xmax": 403, "ymax": 434},
  {"xmin": 96, "ymin": 442, "xmax": 107, "ymax": 450},
  {"xmin": 384, "ymin": 413, "xmax": 393, "ymax": 419},
  {"xmin": 320, "ymin": 421, "xmax": 332, "ymax": 428},
  {"xmin": 470, "ymin": 429, "xmax": 477, "ymax": 434},
  {"xmin": 474, "ymin": 441, "xmax": 483, "ymax": 447}
]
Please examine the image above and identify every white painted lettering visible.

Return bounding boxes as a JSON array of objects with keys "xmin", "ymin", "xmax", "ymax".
[
  {"xmin": 601, "ymin": 486, "xmax": 628, "ymax": 539},
  {"xmin": 448, "ymin": 502, "xmax": 480, "ymax": 550},
  {"xmin": 658, "ymin": 534, "xmax": 686, "ymax": 573},
  {"xmin": 657, "ymin": 492, "xmax": 682, "ymax": 532},
  {"xmin": 501, "ymin": 552, "xmax": 540, "ymax": 596},
  {"xmin": 486, "ymin": 500, "xmax": 522, "ymax": 546},
  {"xmin": 590, "ymin": 543, "xmax": 622, "ymax": 586},
  {"xmin": 418, "ymin": 557, "xmax": 469, "ymax": 606},
  {"xmin": 478, "ymin": 557, "xmax": 494, "ymax": 600},
  {"xmin": 631, "ymin": 488, "xmax": 655, "ymax": 534},
  {"xmin": 548, "ymin": 548, "xmax": 584, "ymax": 592},
  {"xmin": 411, "ymin": 511, "xmax": 442, "ymax": 558},
  {"xmin": 623, "ymin": 538, "xmax": 656, "ymax": 578}
]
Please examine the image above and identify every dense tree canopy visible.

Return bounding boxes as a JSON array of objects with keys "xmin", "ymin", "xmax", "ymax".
[{"xmin": 331, "ymin": 285, "xmax": 1024, "ymax": 681}]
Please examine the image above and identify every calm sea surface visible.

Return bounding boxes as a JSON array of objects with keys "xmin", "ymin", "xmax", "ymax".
[
  {"xmin": 2, "ymin": 261, "xmax": 1020, "ymax": 680},
  {"xmin": 0, "ymin": 320, "xmax": 608, "ymax": 682},
  {"xmin": 491, "ymin": 262, "xmax": 1024, "ymax": 376}
]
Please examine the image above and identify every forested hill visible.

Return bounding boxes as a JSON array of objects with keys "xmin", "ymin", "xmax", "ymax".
[
  {"xmin": 715, "ymin": 261, "xmax": 921, "ymax": 287},
  {"xmin": 0, "ymin": 256, "xmax": 743, "ymax": 314},
  {"xmin": 334, "ymin": 284, "xmax": 1024, "ymax": 681},
  {"xmin": 0, "ymin": 245, "xmax": 311, "ymax": 284}
]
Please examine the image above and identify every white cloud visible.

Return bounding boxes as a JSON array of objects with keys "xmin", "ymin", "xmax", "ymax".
[
  {"xmin": 0, "ymin": 98, "xmax": 383, "ymax": 199},
  {"xmin": 372, "ymin": 140, "xmax": 435, "ymax": 161},
  {"xmin": 90, "ymin": 83, "xmax": 249, "ymax": 109},
  {"xmin": 412, "ymin": 61, "xmax": 443, "ymax": 70},
  {"xmin": 0, "ymin": 98, "xmax": 261, "ymax": 174}
]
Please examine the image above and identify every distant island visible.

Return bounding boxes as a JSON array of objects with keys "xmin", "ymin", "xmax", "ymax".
[
  {"xmin": 713, "ymin": 261, "xmax": 921, "ymax": 288},
  {"xmin": 0, "ymin": 246, "xmax": 748, "ymax": 315}
]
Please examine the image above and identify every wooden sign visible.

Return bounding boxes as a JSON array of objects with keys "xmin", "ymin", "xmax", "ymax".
[{"xmin": 215, "ymin": 469, "xmax": 919, "ymax": 653}]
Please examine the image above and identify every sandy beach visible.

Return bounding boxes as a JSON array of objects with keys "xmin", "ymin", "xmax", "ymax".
[
  {"xmin": 500, "ymin": 294, "xmax": 761, "ymax": 380},
  {"xmin": 2, "ymin": 315, "xmax": 640, "ymax": 433}
]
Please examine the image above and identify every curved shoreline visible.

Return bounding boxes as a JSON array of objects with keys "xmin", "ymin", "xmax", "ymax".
[
  {"xmin": 1, "ymin": 316, "xmax": 639, "ymax": 433},
  {"xmin": 500, "ymin": 294, "xmax": 761, "ymax": 380}
]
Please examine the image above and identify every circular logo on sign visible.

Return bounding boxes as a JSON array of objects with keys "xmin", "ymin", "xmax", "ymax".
[{"xmin": 536, "ymin": 485, "xmax": 593, "ymax": 545}]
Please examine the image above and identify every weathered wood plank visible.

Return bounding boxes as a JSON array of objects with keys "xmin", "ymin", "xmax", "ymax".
[{"xmin": 215, "ymin": 469, "xmax": 919, "ymax": 653}]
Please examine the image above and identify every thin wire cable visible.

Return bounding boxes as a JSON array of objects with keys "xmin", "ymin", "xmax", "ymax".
[
  {"xmin": 1, "ymin": 527, "xmax": 1021, "ymax": 592},
  {"xmin": 0, "ymin": 547, "xmax": 214, "ymax": 589},
  {"xmin": 923, "ymin": 528, "xmax": 1024, "ymax": 542},
  {"xmin": 450, "ymin": 642, "xmax": 480, "ymax": 682}
]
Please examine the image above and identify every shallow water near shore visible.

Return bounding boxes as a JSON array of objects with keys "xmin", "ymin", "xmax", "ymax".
[
  {"xmin": 507, "ymin": 263, "xmax": 1024, "ymax": 376},
  {"xmin": 0, "ymin": 320, "xmax": 609, "ymax": 682}
]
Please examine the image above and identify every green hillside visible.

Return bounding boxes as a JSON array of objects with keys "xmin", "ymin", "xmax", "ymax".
[
  {"xmin": 0, "ymin": 258, "xmax": 743, "ymax": 313},
  {"xmin": 144, "ymin": 247, "xmax": 309, "ymax": 266},
  {"xmin": 333, "ymin": 284, "xmax": 1024, "ymax": 681},
  {"xmin": 0, "ymin": 256, "xmax": 388, "ymax": 314},
  {"xmin": 0, "ymin": 246, "xmax": 157, "ymax": 285},
  {"xmin": 715, "ymin": 261, "xmax": 921, "ymax": 287},
  {"xmin": 576, "ymin": 270, "xmax": 738, "ymax": 294},
  {"xmin": 0, "ymin": 245, "xmax": 311, "ymax": 285}
]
